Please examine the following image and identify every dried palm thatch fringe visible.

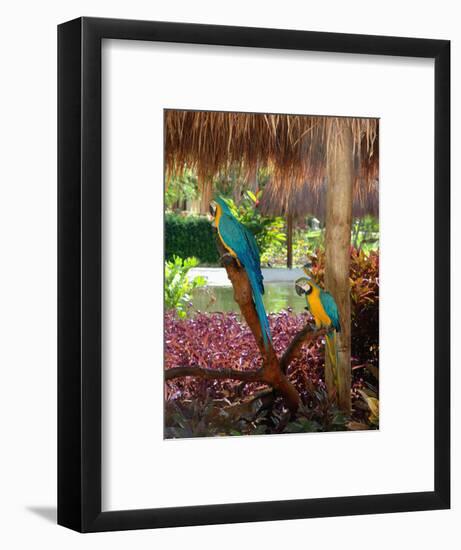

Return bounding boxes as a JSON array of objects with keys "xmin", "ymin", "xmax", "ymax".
[{"xmin": 165, "ymin": 110, "xmax": 379, "ymax": 219}]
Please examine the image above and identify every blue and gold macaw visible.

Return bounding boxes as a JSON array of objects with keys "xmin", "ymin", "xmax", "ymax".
[
  {"xmin": 295, "ymin": 264, "xmax": 341, "ymax": 381},
  {"xmin": 209, "ymin": 197, "xmax": 272, "ymax": 348}
]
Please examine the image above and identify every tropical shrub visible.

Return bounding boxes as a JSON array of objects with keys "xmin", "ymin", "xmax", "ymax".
[
  {"xmin": 351, "ymin": 215, "xmax": 379, "ymax": 251},
  {"xmin": 165, "ymin": 213, "xmax": 220, "ymax": 264},
  {"xmin": 261, "ymin": 227, "xmax": 324, "ymax": 267},
  {"xmin": 164, "ymin": 256, "xmax": 206, "ymax": 318}
]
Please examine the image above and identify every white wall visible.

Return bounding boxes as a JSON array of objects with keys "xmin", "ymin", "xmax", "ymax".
[{"xmin": 0, "ymin": 1, "xmax": 457, "ymax": 548}]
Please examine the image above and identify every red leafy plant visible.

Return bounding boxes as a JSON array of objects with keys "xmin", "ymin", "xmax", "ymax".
[
  {"xmin": 165, "ymin": 309, "xmax": 325, "ymax": 403},
  {"xmin": 164, "ymin": 310, "xmax": 345, "ymax": 438}
]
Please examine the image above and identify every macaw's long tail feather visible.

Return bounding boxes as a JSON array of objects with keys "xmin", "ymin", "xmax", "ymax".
[
  {"xmin": 325, "ymin": 330, "xmax": 339, "ymax": 387},
  {"xmin": 247, "ymin": 270, "xmax": 272, "ymax": 349}
]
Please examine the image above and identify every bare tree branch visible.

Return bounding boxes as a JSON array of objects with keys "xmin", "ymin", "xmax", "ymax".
[
  {"xmin": 280, "ymin": 327, "xmax": 328, "ymax": 373},
  {"xmin": 165, "ymin": 365, "xmax": 263, "ymax": 383}
]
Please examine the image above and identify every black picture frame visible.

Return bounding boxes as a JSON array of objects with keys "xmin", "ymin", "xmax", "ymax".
[{"xmin": 58, "ymin": 17, "xmax": 450, "ymax": 532}]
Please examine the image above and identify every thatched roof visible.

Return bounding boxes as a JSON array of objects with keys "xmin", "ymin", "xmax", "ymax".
[
  {"xmin": 165, "ymin": 110, "xmax": 379, "ymax": 219},
  {"xmin": 258, "ymin": 176, "xmax": 379, "ymax": 220}
]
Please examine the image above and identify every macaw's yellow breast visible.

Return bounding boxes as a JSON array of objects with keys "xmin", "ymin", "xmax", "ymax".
[
  {"xmin": 215, "ymin": 204, "xmax": 238, "ymax": 259},
  {"xmin": 307, "ymin": 291, "xmax": 332, "ymax": 328}
]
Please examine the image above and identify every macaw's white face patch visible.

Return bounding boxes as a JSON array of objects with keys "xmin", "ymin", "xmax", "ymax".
[
  {"xmin": 295, "ymin": 278, "xmax": 312, "ymax": 296},
  {"xmin": 209, "ymin": 201, "xmax": 217, "ymax": 226}
]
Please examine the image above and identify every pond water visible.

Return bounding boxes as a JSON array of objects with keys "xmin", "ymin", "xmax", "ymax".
[{"xmin": 192, "ymin": 282, "xmax": 307, "ymax": 315}]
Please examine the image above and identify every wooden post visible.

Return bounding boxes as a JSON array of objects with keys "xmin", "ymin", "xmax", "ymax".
[
  {"xmin": 199, "ymin": 179, "xmax": 213, "ymax": 214},
  {"xmin": 287, "ymin": 214, "xmax": 293, "ymax": 269},
  {"xmin": 325, "ymin": 120, "xmax": 353, "ymax": 413}
]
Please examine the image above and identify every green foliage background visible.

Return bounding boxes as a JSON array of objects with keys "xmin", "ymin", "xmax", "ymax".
[
  {"xmin": 165, "ymin": 213, "xmax": 220, "ymax": 265},
  {"xmin": 164, "ymin": 256, "xmax": 206, "ymax": 318}
]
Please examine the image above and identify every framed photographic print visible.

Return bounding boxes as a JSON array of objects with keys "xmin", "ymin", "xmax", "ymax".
[{"xmin": 58, "ymin": 17, "xmax": 450, "ymax": 532}]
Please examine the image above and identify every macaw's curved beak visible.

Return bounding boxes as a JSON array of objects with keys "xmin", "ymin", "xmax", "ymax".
[{"xmin": 295, "ymin": 277, "xmax": 310, "ymax": 296}]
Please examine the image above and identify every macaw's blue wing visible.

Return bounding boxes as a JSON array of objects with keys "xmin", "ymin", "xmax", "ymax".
[
  {"xmin": 218, "ymin": 213, "xmax": 270, "ymax": 346},
  {"xmin": 218, "ymin": 215, "xmax": 264, "ymax": 294},
  {"xmin": 321, "ymin": 291, "xmax": 340, "ymax": 386},
  {"xmin": 320, "ymin": 291, "xmax": 341, "ymax": 332},
  {"xmin": 242, "ymin": 225, "xmax": 264, "ymax": 294}
]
